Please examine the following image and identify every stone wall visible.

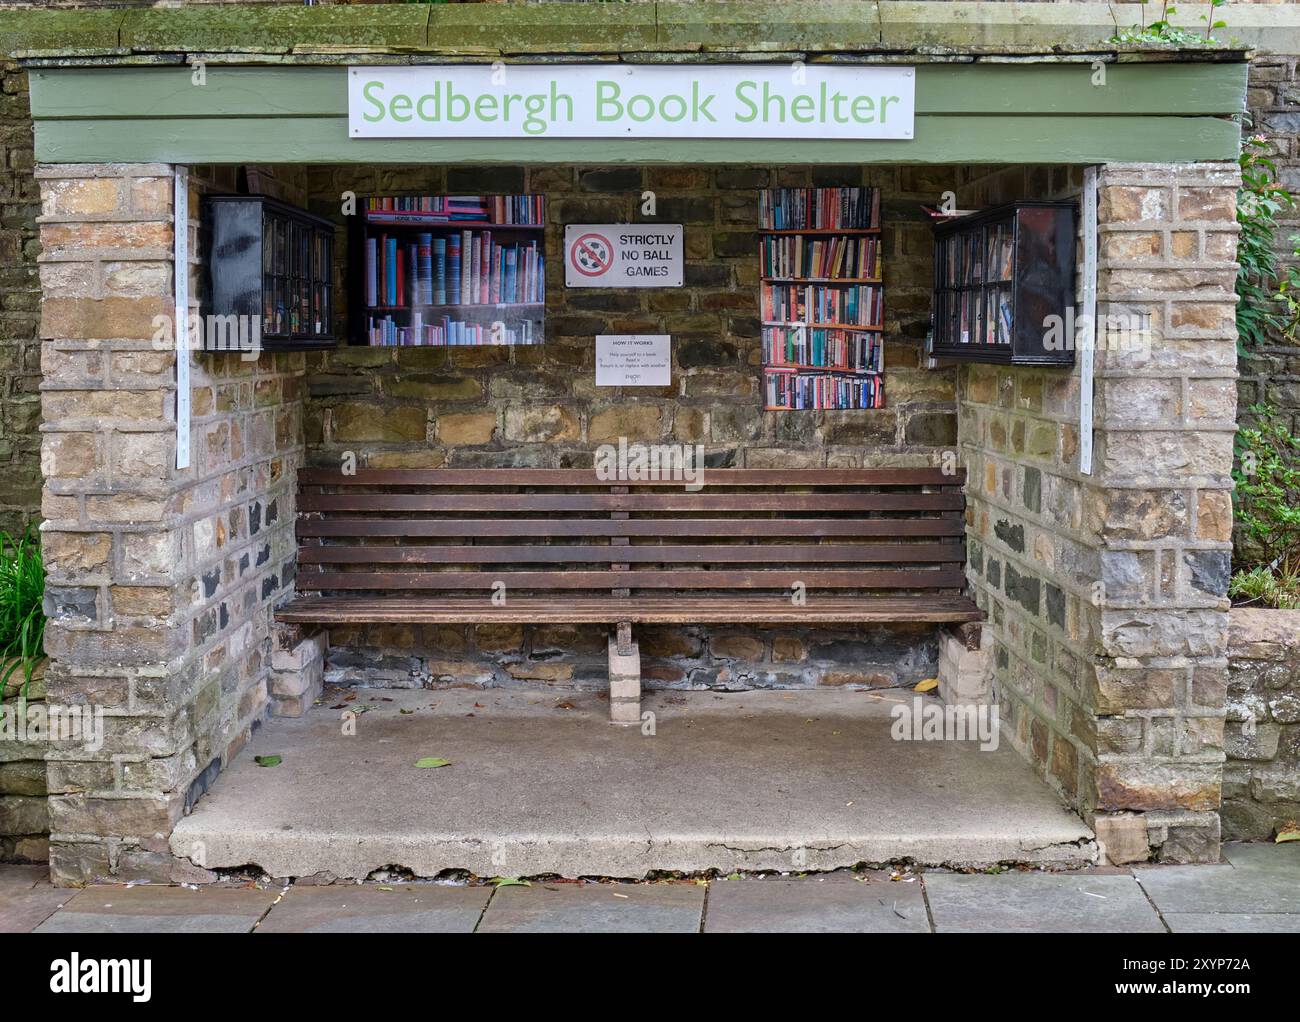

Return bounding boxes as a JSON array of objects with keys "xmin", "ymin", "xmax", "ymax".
[
  {"xmin": 961, "ymin": 162, "xmax": 1240, "ymax": 862},
  {"xmin": 1224, "ymin": 607, "xmax": 1300, "ymax": 840},
  {"xmin": 0, "ymin": 59, "xmax": 39, "ymax": 538},
  {"xmin": 35, "ymin": 162, "xmax": 304, "ymax": 884},
  {"xmin": 299, "ymin": 162, "xmax": 988, "ymax": 693}
]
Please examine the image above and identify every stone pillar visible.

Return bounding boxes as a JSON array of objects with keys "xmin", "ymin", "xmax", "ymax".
[
  {"xmin": 959, "ymin": 162, "xmax": 1238, "ymax": 864},
  {"xmin": 1087, "ymin": 162, "xmax": 1238, "ymax": 862},
  {"xmin": 36, "ymin": 164, "xmax": 305, "ymax": 884}
]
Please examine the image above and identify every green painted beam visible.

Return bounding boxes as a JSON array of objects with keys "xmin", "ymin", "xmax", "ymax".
[
  {"xmin": 28, "ymin": 61, "xmax": 1247, "ymax": 121},
  {"xmin": 33, "ymin": 113, "xmax": 1240, "ymax": 165}
]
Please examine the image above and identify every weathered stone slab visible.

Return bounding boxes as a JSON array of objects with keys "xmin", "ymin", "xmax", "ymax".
[
  {"xmin": 925, "ymin": 872, "xmax": 1164, "ymax": 933},
  {"xmin": 478, "ymin": 881, "xmax": 704, "ymax": 934},
  {"xmin": 703, "ymin": 873, "xmax": 928, "ymax": 933},
  {"xmin": 34, "ymin": 884, "xmax": 279, "ymax": 934},
  {"xmin": 256, "ymin": 884, "xmax": 490, "ymax": 934}
]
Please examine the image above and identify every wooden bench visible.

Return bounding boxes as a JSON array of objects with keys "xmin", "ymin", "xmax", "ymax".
[{"xmin": 275, "ymin": 467, "xmax": 983, "ymax": 722}]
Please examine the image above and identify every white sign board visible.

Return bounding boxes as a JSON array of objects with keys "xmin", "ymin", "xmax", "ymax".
[
  {"xmin": 596, "ymin": 335, "xmax": 671, "ymax": 387},
  {"xmin": 565, "ymin": 224, "xmax": 684, "ymax": 288},
  {"xmin": 349, "ymin": 65, "xmax": 915, "ymax": 140}
]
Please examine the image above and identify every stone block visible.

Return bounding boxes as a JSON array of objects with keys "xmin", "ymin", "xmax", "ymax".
[
  {"xmin": 608, "ymin": 637, "xmax": 641, "ymax": 727},
  {"xmin": 1093, "ymin": 812, "xmax": 1150, "ymax": 865},
  {"xmin": 938, "ymin": 624, "xmax": 993, "ymax": 706}
]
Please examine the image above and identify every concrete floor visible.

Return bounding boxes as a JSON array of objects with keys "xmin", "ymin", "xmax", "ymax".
[{"xmin": 170, "ymin": 687, "xmax": 1094, "ymax": 880}]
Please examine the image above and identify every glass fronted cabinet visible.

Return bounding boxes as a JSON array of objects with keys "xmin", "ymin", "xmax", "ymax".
[
  {"xmin": 930, "ymin": 201, "xmax": 1077, "ymax": 366},
  {"xmin": 202, "ymin": 195, "xmax": 337, "ymax": 352}
]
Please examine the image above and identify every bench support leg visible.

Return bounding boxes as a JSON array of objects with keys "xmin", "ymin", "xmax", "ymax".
[{"xmin": 609, "ymin": 620, "xmax": 640, "ymax": 726}]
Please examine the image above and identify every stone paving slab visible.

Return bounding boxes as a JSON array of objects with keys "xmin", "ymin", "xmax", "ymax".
[
  {"xmin": 703, "ymin": 873, "xmax": 928, "ymax": 933},
  {"xmin": 0, "ymin": 864, "xmax": 50, "ymax": 891},
  {"xmin": 924, "ymin": 871, "xmax": 1165, "ymax": 933},
  {"xmin": 34, "ymin": 884, "xmax": 281, "ymax": 934},
  {"xmin": 1, "ymin": 887, "xmax": 73, "ymax": 933},
  {"xmin": 1164, "ymin": 913, "xmax": 1300, "ymax": 933},
  {"xmin": 477, "ymin": 881, "xmax": 704, "ymax": 933},
  {"xmin": 256, "ymin": 883, "xmax": 490, "ymax": 933},
  {"xmin": 1134, "ymin": 863, "xmax": 1300, "ymax": 915},
  {"xmin": 1222, "ymin": 840, "xmax": 1300, "ymax": 875}
]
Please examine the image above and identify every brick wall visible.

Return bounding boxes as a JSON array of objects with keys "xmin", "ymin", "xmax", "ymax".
[
  {"xmin": 962, "ymin": 163, "xmax": 1240, "ymax": 862},
  {"xmin": 35, "ymin": 163, "xmax": 304, "ymax": 884},
  {"xmin": 297, "ymin": 162, "xmax": 986, "ymax": 693}
]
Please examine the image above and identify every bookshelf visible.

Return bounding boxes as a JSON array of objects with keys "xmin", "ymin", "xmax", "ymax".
[
  {"xmin": 201, "ymin": 195, "xmax": 336, "ymax": 352},
  {"xmin": 758, "ymin": 187, "xmax": 886, "ymax": 411},
  {"xmin": 930, "ymin": 200, "xmax": 1077, "ymax": 366},
  {"xmin": 349, "ymin": 194, "xmax": 545, "ymax": 347}
]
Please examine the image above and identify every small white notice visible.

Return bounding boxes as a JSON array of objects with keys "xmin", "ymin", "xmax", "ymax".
[
  {"xmin": 596, "ymin": 334, "xmax": 671, "ymax": 387},
  {"xmin": 565, "ymin": 224, "xmax": 683, "ymax": 288}
]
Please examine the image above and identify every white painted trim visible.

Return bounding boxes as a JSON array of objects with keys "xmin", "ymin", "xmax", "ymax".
[
  {"xmin": 174, "ymin": 166, "xmax": 191, "ymax": 471},
  {"xmin": 1079, "ymin": 165, "xmax": 1098, "ymax": 477}
]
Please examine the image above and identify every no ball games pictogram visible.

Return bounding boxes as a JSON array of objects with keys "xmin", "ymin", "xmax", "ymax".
[{"xmin": 570, "ymin": 232, "xmax": 614, "ymax": 277}]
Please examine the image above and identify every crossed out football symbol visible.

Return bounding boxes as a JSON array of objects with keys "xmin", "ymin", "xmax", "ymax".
[{"xmin": 571, "ymin": 232, "xmax": 614, "ymax": 277}]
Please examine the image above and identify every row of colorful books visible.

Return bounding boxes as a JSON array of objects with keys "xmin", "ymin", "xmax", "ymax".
[
  {"xmin": 364, "ymin": 194, "xmax": 545, "ymax": 226},
  {"xmin": 364, "ymin": 232, "xmax": 544, "ymax": 309},
  {"xmin": 764, "ymin": 368, "xmax": 885, "ymax": 410},
  {"xmin": 939, "ymin": 221, "xmax": 1014, "ymax": 289},
  {"xmin": 759, "ymin": 187, "xmax": 881, "ymax": 231},
  {"xmin": 943, "ymin": 285, "xmax": 1013, "ymax": 346},
  {"xmin": 762, "ymin": 326, "xmax": 884, "ymax": 373},
  {"xmin": 365, "ymin": 314, "xmax": 540, "ymax": 347},
  {"xmin": 760, "ymin": 235, "xmax": 880, "ymax": 280},
  {"xmin": 761, "ymin": 283, "xmax": 884, "ymax": 328}
]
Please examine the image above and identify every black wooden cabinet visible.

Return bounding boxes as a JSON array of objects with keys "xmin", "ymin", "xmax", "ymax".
[
  {"xmin": 931, "ymin": 201, "xmax": 1077, "ymax": 366},
  {"xmin": 201, "ymin": 195, "xmax": 337, "ymax": 352}
]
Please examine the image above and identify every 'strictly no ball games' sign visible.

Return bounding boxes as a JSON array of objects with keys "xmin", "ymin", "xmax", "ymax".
[
  {"xmin": 565, "ymin": 224, "xmax": 684, "ymax": 288},
  {"xmin": 349, "ymin": 65, "xmax": 915, "ymax": 140}
]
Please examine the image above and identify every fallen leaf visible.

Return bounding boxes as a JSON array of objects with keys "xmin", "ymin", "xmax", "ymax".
[
  {"xmin": 1276, "ymin": 822, "xmax": 1300, "ymax": 843},
  {"xmin": 490, "ymin": 877, "xmax": 530, "ymax": 888},
  {"xmin": 254, "ymin": 755, "xmax": 282, "ymax": 768},
  {"xmin": 399, "ymin": 709, "xmax": 414, "ymax": 715},
  {"xmin": 378, "ymin": 886, "xmax": 394, "ymax": 892},
  {"xmin": 914, "ymin": 677, "xmax": 939, "ymax": 693},
  {"xmin": 414, "ymin": 757, "xmax": 450, "ymax": 769}
]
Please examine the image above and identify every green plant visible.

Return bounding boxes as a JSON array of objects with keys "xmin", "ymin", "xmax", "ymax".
[
  {"xmin": 1229, "ymin": 561, "xmax": 1300, "ymax": 610},
  {"xmin": 1233, "ymin": 405, "xmax": 1300, "ymax": 573},
  {"xmin": 0, "ymin": 530, "xmax": 45, "ymax": 702},
  {"xmin": 1238, "ymin": 134, "xmax": 1293, "ymax": 350},
  {"xmin": 1109, "ymin": 1, "xmax": 1228, "ymax": 46}
]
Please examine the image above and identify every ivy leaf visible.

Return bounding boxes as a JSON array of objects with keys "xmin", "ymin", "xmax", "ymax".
[
  {"xmin": 254, "ymin": 755, "xmax": 282, "ymax": 768},
  {"xmin": 415, "ymin": 757, "xmax": 450, "ymax": 769}
]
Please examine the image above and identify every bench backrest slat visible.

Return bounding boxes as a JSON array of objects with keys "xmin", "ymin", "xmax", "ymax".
[{"xmin": 293, "ymin": 467, "xmax": 969, "ymax": 599}]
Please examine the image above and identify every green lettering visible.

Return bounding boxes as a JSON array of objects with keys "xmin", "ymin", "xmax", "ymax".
[
  {"xmin": 692, "ymin": 81, "xmax": 717, "ymax": 123},
  {"xmin": 475, "ymin": 93, "xmax": 499, "ymax": 121},
  {"xmin": 734, "ymin": 80, "xmax": 758, "ymax": 122},
  {"xmin": 390, "ymin": 93, "xmax": 412, "ymax": 123},
  {"xmin": 880, "ymin": 94, "xmax": 898, "ymax": 123},
  {"xmin": 362, "ymin": 80, "xmax": 386, "ymax": 123},
  {"xmin": 791, "ymin": 95, "xmax": 814, "ymax": 123},
  {"xmin": 596, "ymin": 81, "xmax": 623, "ymax": 121},
  {"xmin": 851, "ymin": 95, "xmax": 876, "ymax": 123}
]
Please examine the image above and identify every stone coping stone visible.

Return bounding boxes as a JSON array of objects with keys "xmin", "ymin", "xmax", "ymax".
[{"xmin": 2, "ymin": 3, "xmax": 1263, "ymax": 64}]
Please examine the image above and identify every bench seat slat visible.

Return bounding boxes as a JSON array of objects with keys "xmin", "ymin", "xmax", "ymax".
[
  {"xmin": 275, "ymin": 594, "xmax": 984, "ymax": 625},
  {"xmin": 297, "ymin": 518, "xmax": 967, "ymax": 539},
  {"xmin": 297, "ymin": 542, "xmax": 964, "ymax": 565},
  {"xmin": 299, "ymin": 568, "xmax": 968, "ymax": 590}
]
